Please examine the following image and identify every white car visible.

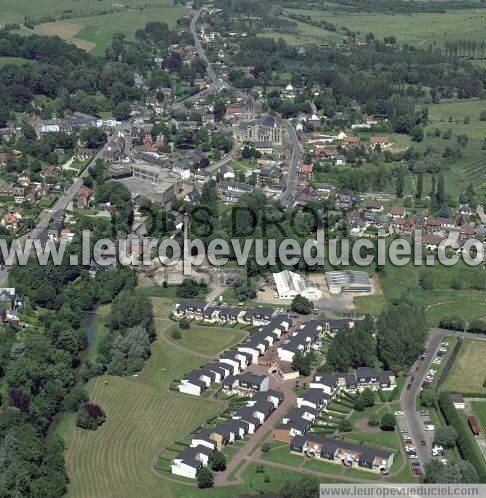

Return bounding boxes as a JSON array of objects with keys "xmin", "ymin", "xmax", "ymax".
[
  {"xmin": 405, "ymin": 445, "xmax": 416, "ymax": 452},
  {"xmin": 394, "ymin": 411, "xmax": 404, "ymax": 416},
  {"xmin": 409, "ymin": 454, "xmax": 419, "ymax": 460},
  {"xmin": 424, "ymin": 424, "xmax": 435, "ymax": 431}
]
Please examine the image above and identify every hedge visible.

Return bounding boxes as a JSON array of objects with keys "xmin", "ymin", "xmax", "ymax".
[
  {"xmin": 377, "ymin": 390, "xmax": 386, "ymax": 402},
  {"xmin": 438, "ymin": 393, "xmax": 486, "ymax": 482}
]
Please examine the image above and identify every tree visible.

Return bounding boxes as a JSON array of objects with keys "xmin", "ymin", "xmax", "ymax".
[
  {"xmin": 410, "ymin": 125, "xmax": 423, "ymax": 142},
  {"xmin": 209, "ymin": 450, "xmax": 227, "ymax": 471},
  {"xmin": 480, "ymin": 110, "xmax": 486, "ymax": 121},
  {"xmin": 80, "ymin": 128, "xmax": 108, "ymax": 149},
  {"xmin": 176, "ymin": 279, "xmax": 206, "ymax": 298},
  {"xmin": 338, "ymin": 419, "xmax": 353, "ymax": 432},
  {"xmin": 281, "ymin": 474, "xmax": 319, "ymax": 498},
  {"xmin": 439, "ymin": 315, "xmax": 466, "ymax": 331},
  {"xmin": 420, "ymin": 388, "xmax": 436, "ymax": 408},
  {"xmin": 113, "ymin": 101, "xmax": 131, "ymax": 120},
  {"xmin": 376, "ymin": 298, "xmax": 427, "ymax": 372},
  {"xmin": 291, "ymin": 294, "xmax": 314, "ymax": 315},
  {"xmin": 76, "ymin": 403, "xmax": 106, "ymax": 430},
  {"xmin": 213, "ymin": 100, "xmax": 227, "ymax": 122},
  {"xmin": 361, "ymin": 388, "xmax": 375, "ymax": 407},
  {"xmin": 353, "ymin": 396, "xmax": 366, "ymax": 411},
  {"xmin": 261, "ymin": 442, "xmax": 271, "ymax": 453},
  {"xmin": 416, "ymin": 170, "xmax": 424, "ymax": 200},
  {"xmin": 368, "ymin": 414, "xmax": 380, "ymax": 427},
  {"xmin": 380, "ymin": 413, "xmax": 396, "ymax": 431},
  {"xmin": 434, "ymin": 425, "xmax": 458, "ymax": 449},
  {"xmin": 232, "ymin": 277, "xmax": 257, "ymax": 302},
  {"xmin": 396, "ymin": 167, "xmax": 405, "ymax": 197},
  {"xmin": 423, "ymin": 459, "xmax": 479, "ymax": 483},
  {"xmin": 196, "ymin": 467, "xmax": 214, "ymax": 488},
  {"xmin": 468, "ymin": 319, "xmax": 486, "ymax": 334},
  {"xmin": 292, "ymin": 350, "xmax": 313, "ymax": 376},
  {"xmin": 419, "ymin": 270, "xmax": 435, "ymax": 290},
  {"xmin": 436, "ymin": 174, "xmax": 445, "ymax": 204}
]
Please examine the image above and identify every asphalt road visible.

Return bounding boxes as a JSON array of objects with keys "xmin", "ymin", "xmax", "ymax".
[
  {"xmin": 0, "ymin": 128, "xmax": 122, "ymax": 286},
  {"xmin": 190, "ymin": 8, "xmax": 301, "ymax": 203},
  {"xmin": 400, "ymin": 327, "xmax": 486, "ymax": 466},
  {"xmin": 400, "ymin": 331, "xmax": 444, "ymax": 465}
]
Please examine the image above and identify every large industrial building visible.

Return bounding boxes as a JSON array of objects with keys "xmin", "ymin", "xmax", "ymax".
[
  {"xmin": 325, "ymin": 271, "xmax": 372, "ymax": 295},
  {"xmin": 273, "ymin": 270, "xmax": 322, "ymax": 300}
]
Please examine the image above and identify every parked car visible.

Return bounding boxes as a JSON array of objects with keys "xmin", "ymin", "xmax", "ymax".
[
  {"xmin": 411, "ymin": 462, "xmax": 421, "ymax": 468},
  {"xmin": 412, "ymin": 467, "xmax": 422, "ymax": 476},
  {"xmin": 409, "ymin": 454, "xmax": 419, "ymax": 460},
  {"xmin": 420, "ymin": 410, "xmax": 429, "ymax": 416},
  {"xmin": 394, "ymin": 411, "xmax": 404, "ymax": 416},
  {"xmin": 421, "ymin": 440, "xmax": 426, "ymax": 446}
]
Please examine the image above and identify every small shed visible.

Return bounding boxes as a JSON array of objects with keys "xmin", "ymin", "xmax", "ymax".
[
  {"xmin": 468, "ymin": 416, "xmax": 480, "ymax": 436},
  {"xmin": 451, "ymin": 393, "xmax": 465, "ymax": 410}
]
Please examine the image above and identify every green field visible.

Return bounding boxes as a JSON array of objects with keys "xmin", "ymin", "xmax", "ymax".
[
  {"xmin": 170, "ymin": 324, "xmax": 247, "ymax": 355},
  {"xmin": 4, "ymin": 0, "xmax": 185, "ymax": 55},
  {"xmin": 285, "ymin": 8, "xmax": 486, "ymax": 47},
  {"xmin": 443, "ymin": 339, "xmax": 486, "ymax": 395},
  {"xmin": 0, "ymin": 56, "xmax": 33, "ymax": 67}
]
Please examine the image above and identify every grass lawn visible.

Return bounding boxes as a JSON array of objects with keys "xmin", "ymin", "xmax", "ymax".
[
  {"xmin": 473, "ymin": 402, "xmax": 486, "ymax": 432},
  {"xmin": 303, "ymin": 458, "xmax": 343, "ymax": 474},
  {"xmin": 241, "ymin": 462, "xmax": 341, "ymax": 494},
  {"xmin": 343, "ymin": 430, "xmax": 398, "ymax": 450},
  {"xmin": 260, "ymin": 443, "xmax": 305, "ymax": 467},
  {"xmin": 63, "ymin": 335, "xmax": 223, "ymax": 498},
  {"xmin": 0, "ymin": 56, "xmax": 33, "ymax": 67},
  {"xmin": 343, "ymin": 467, "xmax": 381, "ymax": 480},
  {"xmin": 170, "ymin": 324, "xmax": 246, "ymax": 355},
  {"xmin": 443, "ymin": 339, "xmax": 486, "ymax": 395},
  {"xmin": 347, "ymin": 404, "xmax": 386, "ymax": 427}
]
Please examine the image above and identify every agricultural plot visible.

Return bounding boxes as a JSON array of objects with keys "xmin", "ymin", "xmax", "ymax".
[
  {"xmin": 5, "ymin": 0, "xmax": 185, "ymax": 55},
  {"xmin": 285, "ymin": 8, "xmax": 486, "ymax": 47}
]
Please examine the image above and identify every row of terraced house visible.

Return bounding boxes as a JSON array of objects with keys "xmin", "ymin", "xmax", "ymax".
[
  {"xmin": 177, "ymin": 311, "xmax": 293, "ymax": 396},
  {"xmin": 171, "ymin": 389, "xmax": 284, "ymax": 479},
  {"xmin": 272, "ymin": 370, "xmax": 396, "ymax": 474}
]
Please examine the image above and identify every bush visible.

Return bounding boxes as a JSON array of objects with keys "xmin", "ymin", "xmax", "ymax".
[
  {"xmin": 469, "ymin": 319, "xmax": 486, "ymax": 334},
  {"xmin": 368, "ymin": 414, "xmax": 380, "ymax": 427},
  {"xmin": 439, "ymin": 315, "xmax": 466, "ymax": 331},
  {"xmin": 338, "ymin": 419, "xmax": 353, "ymax": 432},
  {"xmin": 171, "ymin": 329, "xmax": 182, "ymax": 340},
  {"xmin": 380, "ymin": 413, "xmax": 396, "ymax": 431},
  {"xmin": 196, "ymin": 467, "xmax": 214, "ymax": 488},
  {"xmin": 76, "ymin": 403, "xmax": 106, "ymax": 430},
  {"xmin": 179, "ymin": 319, "xmax": 190, "ymax": 330},
  {"xmin": 209, "ymin": 450, "xmax": 226, "ymax": 471},
  {"xmin": 438, "ymin": 393, "xmax": 486, "ymax": 481},
  {"xmin": 261, "ymin": 442, "xmax": 271, "ymax": 453}
]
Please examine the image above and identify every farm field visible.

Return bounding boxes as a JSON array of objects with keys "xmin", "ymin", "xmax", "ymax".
[
  {"xmin": 353, "ymin": 255, "xmax": 486, "ymax": 327},
  {"xmin": 7, "ymin": 1, "xmax": 185, "ymax": 55},
  {"xmin": 169, "ymin": 324, "xmax": 247, "ymax": 355},
  {"xmin": 284, "ymin": 8, "xmax": 486, "ymax": 47},
  {"xmin": 443, "ymin": 339, "xmax": 486, "ymax": 395},
  {"xmin": 423, "ymin": 98, "xmax": 486, "ymax": 140}
]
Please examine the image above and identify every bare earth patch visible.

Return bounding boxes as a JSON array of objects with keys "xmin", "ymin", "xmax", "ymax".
[
  {"xmin": 355, "ymin": 418, "xmax": 377, "ymax": 433},
  {"xmin": 34, "ymin": 22, "xmax": 96, "ymax": 52}
]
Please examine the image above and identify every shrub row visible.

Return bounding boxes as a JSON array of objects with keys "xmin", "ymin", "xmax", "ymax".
[{"xmin": 438, "ymin": 392, "xmax": 486, "ymax": 482}]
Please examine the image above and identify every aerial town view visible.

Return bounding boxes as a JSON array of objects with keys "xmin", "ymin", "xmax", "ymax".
[{"xmin": 0, "ymin": 0, "xmax": 486, "ymax": 497}]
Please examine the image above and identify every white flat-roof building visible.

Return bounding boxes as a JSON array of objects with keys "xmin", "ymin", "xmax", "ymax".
[
  {"xmin": 273, "ymin": 270, "xmax": 322, "ymax": 300},
  {"xmin": 325, "ymin": 271, "xmax": 372, "ymax": 295}
]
